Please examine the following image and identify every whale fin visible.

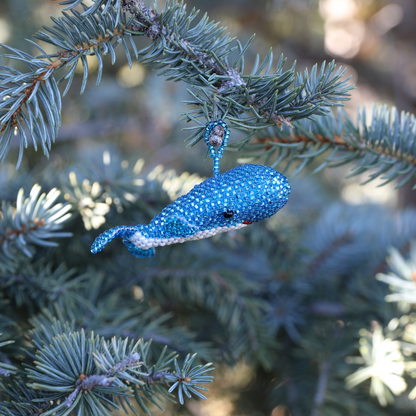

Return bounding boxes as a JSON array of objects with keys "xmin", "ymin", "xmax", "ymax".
[
  {"xmin": 91, "ymin": 225, "xmax": 138, "ymax": 254},
  {"xmin": 164, "ymin": 216, "xmax": 199, "ymax": 238},
  {"xmin": 122, "ymin": 238, "xmax": 155, "ymax": 258}
]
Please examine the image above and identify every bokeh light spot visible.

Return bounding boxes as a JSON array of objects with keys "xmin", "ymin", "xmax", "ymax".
[
  {"xmin": 370, "ymin": 4, "xmax": 404, "ymax": 35},
  {"xmin": 324, "ymin": 20, "xmax": 365, "ymax": 58},
  {"xmin": 0, "ymin": 19, "xmax": 10, "ymax": 44},
  {"xmin": 319, "ymin": 0, "xmax": 357, "ymax": 20},
  {"xmin": 117, "ymin": 63, "xmax": 146, "ymax": 88}
]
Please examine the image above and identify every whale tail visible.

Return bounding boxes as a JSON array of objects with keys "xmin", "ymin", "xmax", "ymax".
[
  {"xmin": 91, "ymin": 225, "xmax": 156, "ymax": 258},
  {"xmin": 91, "ymin": 226, "xmax": 137, "ymax": 253}
]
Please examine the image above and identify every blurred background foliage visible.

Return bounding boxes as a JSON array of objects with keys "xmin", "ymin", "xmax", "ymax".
[{"xmin": 2, "ymin": 0, "xmax": 416, "ymax": 415}]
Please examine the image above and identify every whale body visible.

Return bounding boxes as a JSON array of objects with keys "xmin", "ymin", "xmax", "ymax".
[{"xmin": 91, "ymin": 164, "xmax": 291, "ymax": 258}]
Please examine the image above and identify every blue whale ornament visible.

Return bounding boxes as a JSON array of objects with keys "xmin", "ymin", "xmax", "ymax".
[{"xmin": 91, "ymin": 164, "xmax": 291, "ymax": 258}]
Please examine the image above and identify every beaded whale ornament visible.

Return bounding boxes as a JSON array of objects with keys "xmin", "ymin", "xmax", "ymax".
[{"xmin": 91, "ymin": 121, "xmax": 291, "ymax": 258}]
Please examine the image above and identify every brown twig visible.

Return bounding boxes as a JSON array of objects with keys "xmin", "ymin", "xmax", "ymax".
[
  {"xmin": 0, "ymin": 218, "xmax": 44, "ymax": 246},
  {"xmin": 122, "ymin": 1, "xmax": 229, "ymax": 77},
  {"xmin": 0, "ymin": 59, "xmax": 63, "ymax": 135},
  {"xmin": 1, "ymin": 26, "xmax": 127, "ymax": 136},
  {"xmin": 121, "ymin": 0, "xmax": 296, "ymax": 128},
  {"xmin": 253, "ymin": 132, "xmax": 416, "ymax": 166}
]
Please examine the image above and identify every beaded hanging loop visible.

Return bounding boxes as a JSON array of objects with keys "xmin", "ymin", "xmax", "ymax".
[{"xmin": 204, "ymin": 119, "xmax": 230, "ymax": 176}]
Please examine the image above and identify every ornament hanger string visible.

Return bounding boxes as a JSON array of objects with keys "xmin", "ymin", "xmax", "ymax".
[{"xmin": 204, "ymin": 120, "xmax": 230, "ymax": 176}]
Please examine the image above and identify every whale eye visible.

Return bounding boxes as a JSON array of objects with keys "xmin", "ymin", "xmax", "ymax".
[{"xmin": 223, "ymin": 209, "xmax": 234, "ymax": 219}]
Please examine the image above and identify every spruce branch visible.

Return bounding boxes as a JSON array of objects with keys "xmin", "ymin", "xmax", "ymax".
[
  {"xmin": 29, "ymin": 275, "xmax": 216, "ymax": 363},
  {"xmin": 0, "ymin": 262, "xmax": 89, "ymax": 311},
  {"xmin": 27, "ymin": 330, "xmax": 159, "ymax": 414},
  {"xmin": 0, "ymin": 296, "xmax": 18, "ymax": 343},
  {"xmin": 376, "ymin": 243, "xmax": 416, "ymax": 306},
  {"xmin": 345, "ymin": 323, "xmax": 407, "ymax": 407},
  {"xmin": 120, "ymin": 1, "xmax": 352, "ymax": 138},
  {"xmin": 0, "ymin": 184, "xmax": 72, "ymax": 258},
  {"xmin": 0, "ymin": 0, "xmax": 352, "ymax": 166},
  {"xmin": 18, "ymin": 326, "xmax": 213, "ymax": 415},
  {"xmin": 0, "ymin": 251, "xmax": 17, "ymax": 274},
  {"xmin": 61, "ymin": 0, "xmax": 125, "ymax": 24},
  {"xmin": 0, "ymin": 335, "xmax": 16, "ymax": 378},
  {"xmin": 0, "ymin": 376, "xmax": 50, "ymax": 416},
  {"xmin": 264, "ymin": 290, "xmax": 305, "ymax": 340},
  {"xmin": 144, "ymin": 266, "xmax": 277, "ymax": 369},
  {"xmin": 166, "ymin": 354, "xmax": 214, "ymax": 405},
  {"xmin": 64, "ymin": 375, "xmax": 113, "ymax": 408},
  {"xmin": 64, "ymin": 151, "xmax": 147, "ymax": 214},
  {"xmin": 0, "ymin": 5, "xmax": 135, "ymax": 167},
  {"xmin": 237, "ymin": 106, "xmax": 416, "ymax": 187},
  {"xmin": 147, "ymin": 369, "xmax": 171, "ymax": 384},
  {"xmin": 64, "ymin": 170, "xmax": 111, "ymax": 230}
]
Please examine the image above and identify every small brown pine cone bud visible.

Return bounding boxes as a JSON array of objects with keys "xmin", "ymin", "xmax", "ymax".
[
  {"xmin": 213, "ymin": 125, "xmax": 224, "ymax": 136},
  {"xmin": 209, "ymin": 134, "xmax": 223, "ymax": 146}
]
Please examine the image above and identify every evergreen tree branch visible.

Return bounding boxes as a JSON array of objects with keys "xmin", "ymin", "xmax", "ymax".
[
  {"xmin": 0, "ymin": 185, "xmax": 72, "ymax": 259},
  {"xmin": 0, "ymin": 326, "xmax": 214, "ymax": 416},
  {"xmin": 0, "ymin": 296, "xmax": 18, "ymax": 344},
  {"xmin": 143, "ymin": 265, "xmax": 277, "ymax": 369},
  {"xmin": 165, "ymin": 354, "xmax": 214, "ymax": 405},
  {"xmin": 0, "ymin": 262, "xmax": 89, "ymax": 312},
  {"xmin": 0, "ymin": 376, "xmax": 51, "ymax": 416},
  {"xmin": 0, "ymin": 335, "xmax": 16, "ymax": 378},
  {"xmin": 376, "ymin": 243, "xmax": 416, "ymax": 305},
  {"xmin": 0, "ymin": 0, "xmax": 352, "ymax": 166},
  {"xmin": 29, "ymin": 273, "xmax": 216, "ymax": 363},
  {"xmin": 0, "ymin": 5, "xmax": 136, "ymax": 167},
  {"xmin": 236, "ymin": 106, "xmax": 416, "ymax": 188},
  {"xmin": 345, "ymin": 323, "xmax": 407, "ymax": 407}
]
